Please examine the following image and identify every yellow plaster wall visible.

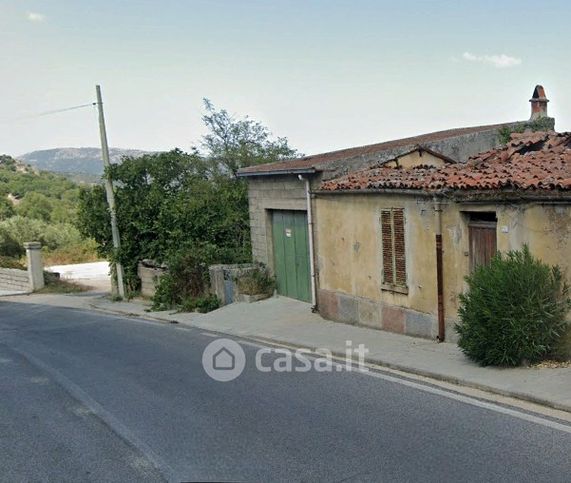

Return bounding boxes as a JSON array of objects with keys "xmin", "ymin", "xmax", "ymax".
[
  {"xmin": 315, "ymin": 194, "xmax": 438, "ymax": 316},
  {"xmin": 316, "ymin": 194, "xmax": 571, "ymax": 329},
  {"xmin": 383, "ymin": 151, "xmax": 446, "ymax": 169}
]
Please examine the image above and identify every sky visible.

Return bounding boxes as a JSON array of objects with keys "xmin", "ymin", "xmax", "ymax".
[{"xmin": 1, "ymin": 0, "xmax": 570, "ymax": 157}]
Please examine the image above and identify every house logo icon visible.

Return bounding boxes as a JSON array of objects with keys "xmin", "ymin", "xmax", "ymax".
[
  {"xmin": 213, "ymin": 347, "xmax": 235, "ymax": 371},
  {"xmin": 202, "ymin": 339, "xmax": 246, "ymax": 382}
]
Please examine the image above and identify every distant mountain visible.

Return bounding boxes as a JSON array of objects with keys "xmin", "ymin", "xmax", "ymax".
[{"xmin": 19, "ymin": 147, "xmax": 151, "ymax": 178}]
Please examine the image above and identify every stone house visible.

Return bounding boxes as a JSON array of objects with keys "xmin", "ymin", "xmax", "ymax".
[
  {"xmin": 237, "ymin": 86, "xmax": 558, "ymax": 340},
  {"xmin": 317, "ymin": 130, "xmax": 571, "ymax": 341}
]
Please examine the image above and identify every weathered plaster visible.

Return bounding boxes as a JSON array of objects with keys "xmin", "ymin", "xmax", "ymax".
[{"xmin": 316, "ymin": 193, "xmax": 571, "ymax": 340}]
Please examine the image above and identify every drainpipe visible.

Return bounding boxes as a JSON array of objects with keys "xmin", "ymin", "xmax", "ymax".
[
  {"xmin": 299, "ymin": 175, "xmax": 317, "ymax": 310},
  {"xmin": 434, "ymin": 196, "xmax": 445, "ymax": 342}
]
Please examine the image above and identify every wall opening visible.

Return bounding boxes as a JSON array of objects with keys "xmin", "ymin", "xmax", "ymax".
[{"xmin": 465, "ymin": 211, "xmax": 497, "ymax": 271}]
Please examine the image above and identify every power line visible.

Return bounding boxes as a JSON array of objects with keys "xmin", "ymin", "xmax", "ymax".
[{"xmin": 0, "ymin": 102, "xmax": 96, "ymax": 124}]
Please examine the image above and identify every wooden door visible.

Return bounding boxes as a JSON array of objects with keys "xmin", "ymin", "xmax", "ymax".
[
  {"xmin": 272, "ymin": 210, "xmax": 311, "ymax": 302},
  {"xmin": 469, "ymin": 221, "xmax": 497, "ymax": 271}
]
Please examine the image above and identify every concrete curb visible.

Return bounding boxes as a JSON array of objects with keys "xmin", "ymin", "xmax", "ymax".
[{"xmin": 88, "ymin": 301, "xmax": 571, "ymax": 414}]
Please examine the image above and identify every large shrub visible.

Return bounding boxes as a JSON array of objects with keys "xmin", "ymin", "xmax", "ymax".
[
  {"xmin": 456, "ymin": 246, "xmax": 571, "ymax": 366},
  {"xmin": 151, "ymin": 244, "xmax": 220, "ymax": 311}
]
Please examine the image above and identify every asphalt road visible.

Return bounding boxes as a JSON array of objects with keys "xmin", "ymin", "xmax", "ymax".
[{"xmin": 0, "ymin": 300, "xmax": 570, "ymax": 482}]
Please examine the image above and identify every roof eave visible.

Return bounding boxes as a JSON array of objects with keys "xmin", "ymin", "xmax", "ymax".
[
  {"xmin": 313, "ymin": 188, "xmax": 433, "ymax": 197},
  {"xmin": 314, "ymin": 187, "xmax": 571, "ymax": 202},
  {"xmin": 237, "ymin": 167, "xmax": 318, "ymax": 177},
  {"xmin": 451, "ymin": 189, "xmax": 571, "ymax": 202}
]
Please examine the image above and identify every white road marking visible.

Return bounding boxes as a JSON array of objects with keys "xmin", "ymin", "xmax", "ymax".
[
  {"xmin": 239, "ymin": 338, "xmax": 571, "ymax": 435},
  {"xmin": 329, "ymin": 358, "xmax": 571, "ymax": 435},
  {"xmin": 29, "ymin": 376, "xmax": 50, "ymax": 385},
  {"xmin": 200, "ymin": 332, "xmax": 219, "ymax": 338}
]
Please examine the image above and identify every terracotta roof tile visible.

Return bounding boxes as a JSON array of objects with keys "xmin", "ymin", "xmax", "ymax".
[{"xmin": 320, "ymin": 131, "xmax": 571, "ymax": 194}]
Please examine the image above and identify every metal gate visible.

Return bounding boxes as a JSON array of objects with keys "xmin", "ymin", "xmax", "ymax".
[
  {"xmin": 271, "ymin": 210, "xmax": 311, "ymax": 302},
  {"xmin": 468, "ymin": 221, "xmax": 497, "ymax": 271}
]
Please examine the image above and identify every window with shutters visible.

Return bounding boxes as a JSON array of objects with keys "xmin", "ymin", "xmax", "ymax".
[{"xmin": 380, "ymin": 208, "xmax": 408, "ymax": 293}]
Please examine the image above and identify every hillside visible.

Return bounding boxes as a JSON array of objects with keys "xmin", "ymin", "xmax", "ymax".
[
  {"xmin": 19, "ymin": 147, "xmax": 151, "ymax": 178},
  {"xmin": 0, "ymin": 153, "xmax": 80, "ymax": 224},
  {"xmin": 0, "ymin": 154, "xmax": 98, "ymax": 265}
]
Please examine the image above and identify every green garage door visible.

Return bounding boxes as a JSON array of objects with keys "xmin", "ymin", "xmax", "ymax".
[{"xmin": 272, "ymin": 210, "xmax": 311, "ymax": 302}]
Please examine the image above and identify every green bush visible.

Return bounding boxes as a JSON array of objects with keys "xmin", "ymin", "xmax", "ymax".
[
  {"xmin": 180, "ymin": 294, "xmax": 220, "ymax": 313},
  {"xmin": 456, "ymin": 246, "xmax": 571, "ymax": 366},
  {"xmin": 16, "ymin": 192, "xmax": 54, "ymax": 221},
  {"xmin": 0, "ymin": 216, "xmax": 84, "ymax": 253},
  {"xmin": 151, "ymin": 245, "xmax": 219, "ymax": 311},
  {"xmin": 236, "ymin": 265, "xmax": 275, "ymax": 296},
  {"xmin": 0, "ymin": 216, "xmax": 97, "ymax": 263},
  {"xmin": 552, "ymin": 324, "xmax": 571, "ymax": 361},
  {"xmin": 0, "ymin": 255, "xmax": 26, "ymax": 269},
  {"xmin": 0, "ymin": 197, "xmax": 15, "ymax": 220}
]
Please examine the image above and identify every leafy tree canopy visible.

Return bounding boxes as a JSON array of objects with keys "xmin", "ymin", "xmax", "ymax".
[
  {"xmin": 201, "ymin": 99, "xmax": 299, "ymax": 176},
  {"xmin": 77, "ymin": 101, "xmax": 299, "ymax": 293}
]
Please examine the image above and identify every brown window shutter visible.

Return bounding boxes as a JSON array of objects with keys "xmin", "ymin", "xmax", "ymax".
[
  {"xmin": 381, "ymin": 209, "xmax": 394, "ymax": 284},
  {"xmin": 380, "ymin": 208, "xmax": 406, "ymax": 288},
  {"xmin": 393, "ymin": 209, "xmax": 406, "ymax": 286}
]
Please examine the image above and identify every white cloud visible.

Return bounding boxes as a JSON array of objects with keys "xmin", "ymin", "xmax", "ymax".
[
  {"xmin": 461, "ymin": 52, "xmax": 522, "ymax": 68},
  {"xmin": 26, "ymin": 12, "xmax": 45, "ymax": 23}
]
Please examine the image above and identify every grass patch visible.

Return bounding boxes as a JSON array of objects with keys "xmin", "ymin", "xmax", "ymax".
[
  {"xmin": 42, "ymin": 240, "xmax": 100, "ymax": 266},
  {"xmin": 38, "ymin": 277, "xmax": 91, "ymax": 294}
]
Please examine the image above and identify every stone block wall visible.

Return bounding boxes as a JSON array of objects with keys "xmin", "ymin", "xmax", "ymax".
[
  {"xmin": 0, "ymin": 268, "xmax": 31, "ymax": 292},
  {"xmin": 318, "ymin": 288, "xmax": 437, "ymax": 339}
]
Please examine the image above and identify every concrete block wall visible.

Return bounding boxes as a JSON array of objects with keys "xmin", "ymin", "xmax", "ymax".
[
  {"xmin": 247, "ymin": 175, "xmax": 311, "ymax": 270},
  {"xmin": 318, "ymin": 288, "xmax": 437, "ymax": 339},
  {"xmin": 0, "ymin": 242, "xmax": 45, "ymax": 293},
  {"xmin": 0, "ymin": 268, "xmax": 31, "ymax": 292},
  {"xmin": 137, "ymin": 263, "xmax": 167, "ymax": 298},
  {"xmin": 209, "ymin": 263, "xmax": 257, "ymax": 305}
]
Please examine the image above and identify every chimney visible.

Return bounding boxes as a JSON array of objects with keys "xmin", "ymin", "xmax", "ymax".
[{"xmin": 529, "ymin": 85, "xmax": 549, "ymax": 120}]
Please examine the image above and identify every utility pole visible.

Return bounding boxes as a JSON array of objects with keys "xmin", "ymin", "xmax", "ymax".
[{"xmin": 96, "ymin": 85, "xmax": 126, "ymax": 298}]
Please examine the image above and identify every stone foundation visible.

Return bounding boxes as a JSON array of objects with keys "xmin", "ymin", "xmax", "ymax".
[{"xmin": 318, "ymin": 288, "xmax": 438, "ymax": 339}]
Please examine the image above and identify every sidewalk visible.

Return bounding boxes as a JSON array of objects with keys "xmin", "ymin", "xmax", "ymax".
[{"xmin": 90, "ymin": 295, "xmax": 571, "ymax": 413}]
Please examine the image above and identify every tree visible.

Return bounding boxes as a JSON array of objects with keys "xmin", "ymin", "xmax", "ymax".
[
  {"xmin": 0, "ymin": 197, "xmax": 15, "ymax": 220},
  {"xmin": 201, "ymin": 99, "xmax": 299, "ymax": 176},
  {"xmin": 78, "ymin": 150, "xmax": 251, "ymax": 291},
  {"xmin": 77, "ymin": 102, "xmax": 298, "ymax": 295},
  {"xmin": 16, "ymin": 192, "xmax": 53, "ymax": 221}
]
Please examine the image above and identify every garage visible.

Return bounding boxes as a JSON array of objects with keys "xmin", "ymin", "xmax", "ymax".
[{"xmin": 271, "ymin": 210, "xmax": 311, "ymax": 302}]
